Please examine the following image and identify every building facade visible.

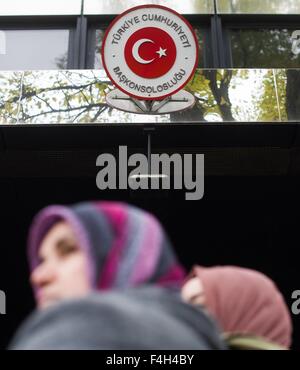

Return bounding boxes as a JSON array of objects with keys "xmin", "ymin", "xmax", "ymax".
[{"xmin": 0, "ymin": 0, "xmax": 300, "ymax": 349}]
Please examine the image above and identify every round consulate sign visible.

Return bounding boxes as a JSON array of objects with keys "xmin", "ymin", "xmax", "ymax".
[{"xmin": 101, "ymin": 5, "xmax": 199, "ymax": 100}]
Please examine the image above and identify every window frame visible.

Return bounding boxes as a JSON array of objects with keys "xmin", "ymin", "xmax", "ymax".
[{"xmin": 1, "ymin": 13, "xmax": 300, "ymax": 70}]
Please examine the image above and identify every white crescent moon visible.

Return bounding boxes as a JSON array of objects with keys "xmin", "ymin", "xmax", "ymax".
[{"xmin": 132, "ymin": 38, "xmax": 155, "ymax": 64}]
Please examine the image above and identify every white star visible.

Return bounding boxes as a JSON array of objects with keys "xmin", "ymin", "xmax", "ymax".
[{"xmin": 156, "ymin": 47, "xmax": 167, "ymax": 58}]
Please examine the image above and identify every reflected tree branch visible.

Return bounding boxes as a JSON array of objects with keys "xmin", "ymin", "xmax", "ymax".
[{"xmin": 22, "ymin": 102, "xmax": 107, "ymax": 122}]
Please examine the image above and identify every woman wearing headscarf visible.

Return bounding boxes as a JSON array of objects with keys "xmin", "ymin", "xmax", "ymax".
[
  {"xmin": 181, "ymin": 265, "xmax": 293, "ymax": 350},
  {"xmin": 9, "ymin": 201, "xmax": 226, "ymax": 350},
  {"xmin": 27, "ymin": 201, "xmax": 186, "ymax": 308}
]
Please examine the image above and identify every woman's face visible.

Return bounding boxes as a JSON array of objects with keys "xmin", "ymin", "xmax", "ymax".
[
  {"xmin": 181, "ymin": 276, "xmax": 206, "ymax": 307},
  {"xmin": 30, "ymin": 221, "xmax": 92, "ymax": 309}
]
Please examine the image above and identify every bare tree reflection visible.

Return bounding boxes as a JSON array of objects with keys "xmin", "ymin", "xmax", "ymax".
[
  {"xmin": 0, "ymin": 71, "xmax": 110, "ymax": 124},
  {"xmin": 0, "ymin": 69, "xmax": 297, "ymax": 124}
]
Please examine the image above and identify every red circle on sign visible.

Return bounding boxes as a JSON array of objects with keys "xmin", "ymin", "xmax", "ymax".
[
  {"xmin": 101, "ymin": 4, "xmax": 200, "ymax": 100},
  {"xmin": 124, "ymin": 27, "xmax": 177, "ymax": 79}
]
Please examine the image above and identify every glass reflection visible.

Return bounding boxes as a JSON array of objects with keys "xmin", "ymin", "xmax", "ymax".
[
  {"xmin": 0, "ymin": 30, "xmax": 69, "ymax": 70},
  {"xmin": 0, "ymin": 68, "xmax": 297, "ymax": 125},
  {"xmin": 0, "ymin": 71, "xmax": 22, "ymax": 124},
  {"xmin": 173, "ymin": 69, "xmax": 279, "ymax": 122},
  {"xmin": 19, "ymin": 70, "xmax": 108, "ymax": 124},
  {"xmin": 16, "ymin": 70, "xmax": 169, "ymax": 124},
  {"xmin": 0, "ymin": 0, "xmax": 82, "ymax": 16},
  {"xmin": 217, "ymin": 0, "xmax": 300, "ymax": 14},
  {"xmin": 230, "ymin": 29, "xmax": 300, "ymax": 68},
  {"xmin": 84, "ymin": 0, "xmax": 214, "ymax": 14}
]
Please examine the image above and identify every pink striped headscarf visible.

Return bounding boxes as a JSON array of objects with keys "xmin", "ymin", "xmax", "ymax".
[{"xmin": 28, "ymin": 201, "xmax": 186, "ymax": 292}]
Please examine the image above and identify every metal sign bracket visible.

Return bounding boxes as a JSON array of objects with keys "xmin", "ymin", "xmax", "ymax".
[{"xmin": 106, "ymin": 89, "xmax": 195, "ymax": 115}]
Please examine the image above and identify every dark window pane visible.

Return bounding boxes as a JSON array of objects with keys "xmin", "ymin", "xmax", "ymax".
[
  {"xmin": 94, "ymin": 28, "xmax": 205, "ymax": 69},
  {"xmin": 280, "ymin": 69, "xmax": 300, "ymax": 121},
  {"xmin": 230, "ymin": 29, "xmax": 300, "ymax": 68},
  {"xmin": 94, "ymin": 29, "xmax": 105, "ymax": 70},
  {"xmin": 0, "ymin": 30, "xmax": 69, "ymax": 70},
  {"xmin": 194, "ymin": 28, "xmax": 205, "ymax": 68}
]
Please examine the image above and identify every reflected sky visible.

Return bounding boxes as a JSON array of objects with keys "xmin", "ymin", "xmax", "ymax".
[{"xmin": 0, "ymin": 68, "xmax": 298, "ymax": 125}]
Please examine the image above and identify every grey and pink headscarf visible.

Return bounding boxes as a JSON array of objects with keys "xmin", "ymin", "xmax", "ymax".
[{"xmin": 28, "ymin": 201, "xmax": 186, "ymax": 292}]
